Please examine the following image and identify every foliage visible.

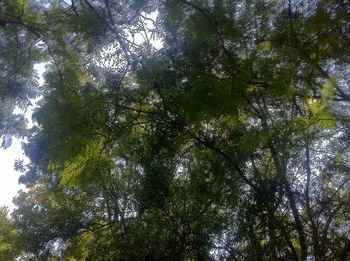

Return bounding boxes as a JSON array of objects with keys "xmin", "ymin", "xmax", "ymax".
[
  {"xmin": 0, "ymin": 206, "xmax": 20, "ymax": 260},
  {"xmin": 0, "ymin": 0, "xmax": 350, "ymax": 260}
]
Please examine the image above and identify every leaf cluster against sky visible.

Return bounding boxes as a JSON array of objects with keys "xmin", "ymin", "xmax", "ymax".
[{"xmin": 0, "ymin": 0, "xmax": 350, "ymax": 260}]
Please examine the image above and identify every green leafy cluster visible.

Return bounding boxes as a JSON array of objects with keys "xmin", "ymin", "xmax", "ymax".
[{"xmin": 0, "ymin": 0, "xmax": 350, "ymax": 260}]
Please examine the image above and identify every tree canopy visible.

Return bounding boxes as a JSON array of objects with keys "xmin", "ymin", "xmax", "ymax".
[{"xmin": 1, "ymin": 0, "xmax": 350, "ymax": 260}]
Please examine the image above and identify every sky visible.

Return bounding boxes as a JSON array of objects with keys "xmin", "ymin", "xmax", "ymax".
[
  {"xmin": 0, "ymin": 64, "xmax": 45, "ymax": 211},
  {"xmin": 0, "ymin": 138, "xmax": 27, "ymax": 210}
]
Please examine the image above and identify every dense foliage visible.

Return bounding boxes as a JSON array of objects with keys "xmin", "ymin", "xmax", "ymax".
[{"xmin": 0, "ymin": 0, "xmax": 350, "ymax": 260}]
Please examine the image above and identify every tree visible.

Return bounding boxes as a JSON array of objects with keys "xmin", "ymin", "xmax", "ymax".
[
  {"xmin": 0, "ymin": 0, "xmax": 42, "ymax": 148},
  {"xmin": 0, "ymin": 206, "xmax": 20, "ymax": 260},
  {"xmin": 1, "ymin": 0, "xmax": 349, "ymax": 260}
]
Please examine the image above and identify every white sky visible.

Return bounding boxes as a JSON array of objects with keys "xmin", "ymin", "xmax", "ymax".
[
  {"xmin": 0, "ymin": 138, "xmax": 26, "ymax": 210},
  {"xmin": 0, "ymin": 64, "xmax": 44, "ymax": 211}
]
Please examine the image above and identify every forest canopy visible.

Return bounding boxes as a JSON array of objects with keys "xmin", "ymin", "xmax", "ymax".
[{"xmin": 0, "ymin": 0, "xmax": 350, "ymax": 260}]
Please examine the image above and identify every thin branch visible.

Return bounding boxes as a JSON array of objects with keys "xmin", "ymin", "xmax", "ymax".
[
  {"xmin": 0, "ymin": 18, "xmax": 41, "ymax": 38},
  {"xmin": 194, "ymin": 135, "xmax": 260, "ymax": 192}
]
